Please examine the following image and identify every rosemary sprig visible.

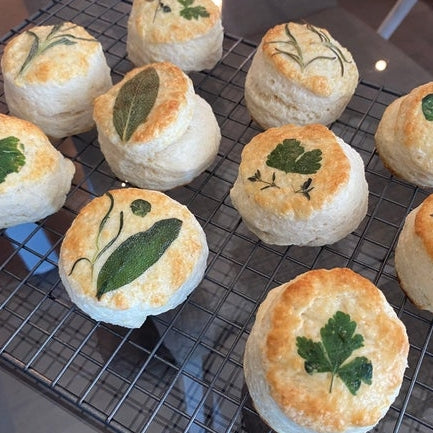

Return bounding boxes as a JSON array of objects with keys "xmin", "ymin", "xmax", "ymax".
[
  {"xmin": 18, "ymin": 23, "xmax": 96, "ymax": 76},
  {"xmin": 248, "ymin": 169, "xmax": 280, "ymax": 190},
  {"xmin": 306, "ymin": 23, "xmax": 352, "ymax": 76},
  {"xmin": 269, "ymin": 23, "xmax": 351, "ymax": 76},
  {"xmin": 294, "ymin": 177, "xmax": 314, "ymax": 200}
]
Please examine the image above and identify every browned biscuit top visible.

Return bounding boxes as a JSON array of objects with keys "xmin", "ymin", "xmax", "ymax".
[
  {"xmin": 2, "ymin": 22, "xmax": 102, "ymax": 84},
  {"xmin": 261, "ymin": 22, "xmax": 358, "ymax": 97},
  {"xmin": 129, "ymin": 0, "xmax": 221, "ymax": 44},
  {"xmin": 262, "ymin": 268, "xmax": 409, "ymax": 432},
  {"xmin": 237, "ymin": 123, "xmax": 350, "ymax": 219}
]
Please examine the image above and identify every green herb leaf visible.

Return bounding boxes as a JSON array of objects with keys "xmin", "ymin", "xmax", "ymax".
[
  {"xmin": 422, "ymin": 93, "xmax": 433, "ymax": 121},
  {"xmin": 248, "ymin": 169, "xmax": 280, "ymax": 190},
  {"xmin": 113, "ymin": 67, "xmax": 160, "ymax": 142},
  {"xmin": 0, "ymin": 136, "xmax": 26, "ymax": 184},
  {"xmin": 295, "ymin": 177, "xmax": 314, "ymax": 200},
  {"xmin": 96, "ymin": 218, "xmax": 182, "ymax": 299},
  {"xmin": 337, "ymin": 356, "xmax": 373, "ymax": 395},
  {"xmin": 178, "ymin": 0, "xmax": 209, "ymax": 20},
  {"xmin": 296, "ymin": 311, "xmax": 373, "ymax": 395},
  {"xmin": 130, "ymin": 199, "xmax": 151, "ymax": 217},
  {"xmin": 266, "ymin": 138, "xmax": 322, "ymax": 175},
  {"xmin": 18, "ymin": 23, "xmax": 96, "ymax": 77}
]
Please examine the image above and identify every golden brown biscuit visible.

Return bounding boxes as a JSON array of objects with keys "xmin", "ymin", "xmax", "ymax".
[
  {"xmin": 230, "ymin": 124, "xmax": 368, "ymax": 245},
  {"xmin": 244, "ymin": 22, "xmax": 359, "ymax": 128},
  {"xmin": 0, "ymin": 114, "xmax": 75, "ymax": 228},
  {"xmin": 127, "ymin": 0, "xmax": 223, "ymax": 71},
  {"xmin": 1, "ymin": 22, "xmax": 112, "ymax": 138},
  {"xmin": 395, "ymin": 193, "xmax": 433, "ymax": 312},
  {"xmin": 375, "ymin": 81, "xmax": 433, "ymax": 187},
  {"xmin": 58, "ymin": 188, "xmax": 208, "ymax": 328},
  {"xmin": 244, "ymin": 268, "xmax": 409, "ymax": 433},
  {"xmin": 93, "ymin": 62, "xmax": 221, "ymax": 190}
]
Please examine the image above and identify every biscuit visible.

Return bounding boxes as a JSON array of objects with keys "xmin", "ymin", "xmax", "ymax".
[
  {"xmin": 0, "ymin": 114, "xmax": 75, "ymax": 228},
  {"xmin": 230, "ymin": 124, "xmax": 368, "ymax": 246},
  {"xmin": 1, "ymin": 22, "xmax": 112, "ymax": 138},
  {"xmin": 244, "ymin": 22, "xmax": 359, "ymax": 129},
  {"xmin": 93, "ymin": 62, "xmax": 221, "ymax": 191},
  {"xmin": 58, "ymin": 188, "xmax": 208, "ymax": 328},
  {"xmin": 375, "ymin": 81, "xmax": 433, "ymax": 187},
  {"xmin": 127, "ymin": 0, "xmax": 223, "ymax": 72},
  {"xmin": 395, "ymin": 193, "xmax": 433, "ymax": 312},
  {"xmin": 244, "ymin": 268, "xmax": 409, "ymax": 433}
]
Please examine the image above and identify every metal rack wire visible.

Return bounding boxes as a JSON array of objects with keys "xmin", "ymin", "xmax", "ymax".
[{"xmin": 0, "ymin": 0, "xmax": 432, "ymax": 432}]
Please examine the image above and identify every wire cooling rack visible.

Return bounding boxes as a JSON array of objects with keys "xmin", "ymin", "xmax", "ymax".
[{"xmin": 1, "ymin": 1, "xmax": 433, "ymax": 432}]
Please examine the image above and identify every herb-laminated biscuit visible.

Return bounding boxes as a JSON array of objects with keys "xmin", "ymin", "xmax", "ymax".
[
  {"xmin": 58, "ymin": 188, "xmax": 208, "ymax": 328},
  {"xmin": 375, "ymin": 81, "xmax": 433, "ymax": 187},
  {"xmin": 230, "ymin": 123, "xmax": 368, "ymax": 246},
  {"xmin": 127, "ymin": 0, "xmax": 223, "ymax": 72},
  {"xmin": 93, "ymin": 62, "xmax": 221, "ymax": 191},
  {"xmin": 1, "ymin": 22, "xmax": 112, "ymax": 139},
  {"xmin": 244, "ymin": 268, "xmax": 409, "ymax": 433},
  {"xmin": 395, "ymin": 193, "xmax": 433, "ymax": 312},
  {"xmin": 244, "ymin": 22, "xmax": 359, "ymax": 129},
  {"xmin": 0, "ymin": 114, "xmax": 75, "ymax": 228}
]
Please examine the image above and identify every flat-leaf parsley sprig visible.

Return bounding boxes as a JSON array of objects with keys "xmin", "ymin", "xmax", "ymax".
[{"xmin": 296, "ymin": 311, "xmax": 373, "ymax": 395}]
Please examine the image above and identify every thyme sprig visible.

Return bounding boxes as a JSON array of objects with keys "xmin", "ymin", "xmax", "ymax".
[
  {"xmin": 269, "ymin": 23, "xmax": 351, "ymax": 76},
  {"xmin": 294, "ymin": 177, "xmax": 314, "ymax": 200},
  {"xmin": 248, "ymin": 169, "xmax": 280, "ymax": 190},
  {"xmin": 153, "ymin": 0, "xmax": 172, "ymax": 22},
  {"xmin": 18, "ymin": 23, "xmax": 96, "ymax": 76}
]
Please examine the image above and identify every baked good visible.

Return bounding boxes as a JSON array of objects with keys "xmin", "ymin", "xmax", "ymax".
[
  {"xmin": 244, "ymin": 267, "xmax": 409, "ymax": 433},
  {"xmin": 93, "ymin": 62, "xmax": 221, "ymax": 191},
  {"xmin": 58, "ymin": 188, "xmax": 208, "ymax": 328},
  {"xmin": 375, "ymin": 81, "xmax": 433, "ymax": 187},
  {"xmin": 230, "ymin": 123, "xmax": 368, "ymax": 246},
  {"xmin": 127, "ymin": 0, "xmax": 223, "ymax": 72},
  {"xmin": 0, "ymin": 114, "xmax": 75, "ymax": 228},
  {"xmin": 395, "ymin": 193, "xmax": 433, "ymax": 312},
  {"xmin": 244, "ymin": 22, "xmax": 359, "ymax": 129},
  {"xmin": 1, "ymin": 21, "xmax": 112, "ymax": 138}
]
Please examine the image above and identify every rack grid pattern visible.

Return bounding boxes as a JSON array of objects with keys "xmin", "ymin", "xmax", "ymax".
[{"xmin": 1, "ymin": 1, "xmax": 432, "ymax": 432}]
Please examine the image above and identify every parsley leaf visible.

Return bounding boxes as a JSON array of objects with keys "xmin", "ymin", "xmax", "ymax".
[
  {"xmin": 296, "ymin": 311, "xmax": 373, "ymax": 395},
  {"xmin": 0, "ymin": 136, "xmax": 26, "ymax": 184},
  {"xmin": 266, "ymin": 138, "xmax": 322, "ymax": 175},
  {"xmin": 178, "ymin": 0, "xmax": 210, "ymax": 20}
]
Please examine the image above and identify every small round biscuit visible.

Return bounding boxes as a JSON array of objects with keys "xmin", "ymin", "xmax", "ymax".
[
  {"xmin": 230, "ymin": 124, "xmax": 368, "ymax": 246},
  {"xmin": 375, "ymin": 82, "xmax": 433, "ymax": 187},
  {"xmin": 58, "ymin": 188, "xmax": 208, "ymax": 328},
  {"xmin": 1, "ymin": 22, "xmax": 112, "ymax": 139},
  {"xmin": 0, "ymin": 114, "xmax": 75, "ymax": 228},
  {"xmin": 244, "ymin": 22, "xmax": 359, "ymax": 129},
  {"xmin": 127, "ymin": 0, "xmax": 223, "ymax": 72},
  {"xmin": 395, "ymin": 194, "xmax": 433, "ymax": 312},
  {"xmin": 93, "ymin": 62, "xmax": 221, "ymax": 191},
  {"xmin": 244, "ymin": 268, "xmax": 409, "ymax": 433}
]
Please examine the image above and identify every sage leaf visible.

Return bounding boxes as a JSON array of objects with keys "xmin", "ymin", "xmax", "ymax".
[
  {"xmin": 266, "ymin": 138, "xmax": 322, "ymax": 175},
  {"xmin": 113, "ymin": 67, "xmax": 160, "ymax": 142},
  {"xmin": 0, "ymin": 136, "xmax": 26, "ymax": 184},
  {"xmin": 130, "ymin": 199, "xmax": 151, "ymax": 217},
  {"xmin": 422, "ymin": 93, "xmax": 433, "ymax": 121},
  {"xmin": 96, "ymin": 218, "xmax": 182, "ymax": 299}
]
